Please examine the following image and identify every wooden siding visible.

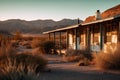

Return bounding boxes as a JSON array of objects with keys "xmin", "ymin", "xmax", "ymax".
[{"xmin": 44, "ymin": 16, "xmax": 120, "ymax": 53}]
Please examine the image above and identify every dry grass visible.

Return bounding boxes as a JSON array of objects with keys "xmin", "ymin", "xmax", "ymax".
[
  {"xmin": 0, "ymin": 43, "xmax": 17, "ymax": 56},
  {"xmin": 13, "ymin": 31, "xmax": 23, "ymax": 40},
  {"xmin": 31, "ymin": 38, "xmax": 55, "ymax": 54},
  {"xmin": 32, "ymin": 47, "xmax": 42, "ymax": 55},
  {"xmin": 0, "ymin": 44, "xmax": 47, "ymax": 73},
  {"xmin": 63, "ymin": 55, "xmax": 81, "ymax": 62},
  {"xmin": 0, "ymin": 72, "xmax": 40, "ymax": 80},
  {"xmin": 0, "ymin": 53, "xmax": 47, "ymax": 80},
  {"xmin": 31, "ymin": 39, "xmax": 41, "ymax": 48},
  {"xmin": 77, "ymin": 58, "xmax": 91, "ymax": 66},
  {"xmin": 0, "ymin": 39, "xmax": 47, "ymax": 80},
  {"xmin": 63, "ymin": 49, "xmax": 92, "ymax": 65},
  {"xmin": 40, "ymin": 41, "xmax": 55, "ymax": 54},
  {"xmin": 19, "ymin": 41, "xmax": 32, "ymax": 49},
  {"xmin": 31, "ymin": 38, "xmax": 46, "ymax": 49},
  {"xmin": 93, "ymin": 43, "xmax": 120, "ymax": 70}
]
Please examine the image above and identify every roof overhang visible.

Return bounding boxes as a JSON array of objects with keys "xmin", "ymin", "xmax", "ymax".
[
  {"xmin": 81, "ymin": 17, "xmax": 114, "ymax": 26},
  {"xmin": 43, "ymin": 15, "xmax": 120, "ymax": 34},
  {"xmin": 43, "ymin": 24, "xmax": 79, "ymax": 34},
  {"xmin": 82, "ymin": 14, "xmax": 120, "ymax": 26}
]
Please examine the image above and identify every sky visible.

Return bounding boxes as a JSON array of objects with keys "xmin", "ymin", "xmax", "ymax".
[{"xmin": 0, "ymin": 0, "xmax": 120, "ymax": 21}]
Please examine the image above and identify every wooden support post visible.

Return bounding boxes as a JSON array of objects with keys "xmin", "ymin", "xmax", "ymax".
[
  {"xmin": 104, "ymin": 23, "xmax": 107, "ymax": 44},
  {"xmin": 87, "ymin": 27, "xmax": 90, "ymax": 50},
  {"xmin": 75, "ymin": 28, "xmax": 77, "ymax": 50},
  {"xmin": 48, "ymin": 33, "xmax": 50, "ymax": 40},
  {"xmin": 119, "ymin": 21, "xmax": 120, "ymax": 42},
  {"xmin": 118, "ymin": 21, "xmax": 120, "ymax": 43},
  {"xmin": 100, "ymin": 24, "xmax": 103, "ymax": 50},
  {"xmin": 66, "ymin": 31, "xmax": 69, "ymax": 50},
  {"xmin": 91, "ymin": 26, "xmax": 94, "ymax": 45},
  {"xmin": 85, "ymin": 28, "xmax": 87, "ymax": 47},
  {"xmin": 53, "ymin": 32, "xmax": 56, "ymax": 54},
  {"xmin": 59, "ymin": 32, "xmax": 62, "ymax": 55},
  {"xmin": 79, "ymin": 28, "xmax": 81, "ymax": 50},
  {"xmin": 91, "ymin": 25, "xmax": 95, "ymax": 51},
  {"xmin": 93, "ymin": 26, "xmax": 94, "ymax": 45},
  {"xmin": 102, "ymin": 24, "xmax": 105, "ymax": 49}
]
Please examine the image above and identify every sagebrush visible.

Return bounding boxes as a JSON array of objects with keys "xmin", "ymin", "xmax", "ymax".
[
  {"xmin": 93, "ymin": 44, "xmax": 120, "ymax": 70},
  {"xmin": 63, "ymin": 49, "xmax": 92, "ymax": 64},
  {"xmin": 0, "ymin": 39, "xmax": 47, "ymax": 80},
  {"xmin": 31, "ymin": 39, "xmax": 55, "ymax": 54}
]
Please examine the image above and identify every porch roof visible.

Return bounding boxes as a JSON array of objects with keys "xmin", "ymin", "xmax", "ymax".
[
  {"xmin": 43, "ymin": 15, "xmax": 120, "ymax": 34},
  {"xmin": 43, "ymin": 24, "xmax": 79, "ymax": 34},
  {"xmin": 82, "ymin": 15, "xmax": 120, "ymax": 26}
]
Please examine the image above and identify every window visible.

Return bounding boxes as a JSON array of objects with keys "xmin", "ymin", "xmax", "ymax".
[
  {"xmin": 94, "ymin": 33, "xmax": 99, "ymax": 43},
  {"xmin": 106, "ymin": 32, "xmax": 111, "ymax": 42},
  {"xmin": 81, "ymin": 34, "xmax": 84, "ymax": 42}
]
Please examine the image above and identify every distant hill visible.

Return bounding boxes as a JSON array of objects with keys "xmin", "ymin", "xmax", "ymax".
[
  {"xmin": 84, "ymin": 4, "xmax": 120, "ymax": 23},
  {"xmin": 0, "ymin": 19, "xmax": 83, "ymax": 34}
]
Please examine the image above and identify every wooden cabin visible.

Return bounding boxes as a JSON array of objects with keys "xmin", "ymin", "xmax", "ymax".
[{"xmin": 43, "ymin": 11, "xmax": 120, "ymax": 54}]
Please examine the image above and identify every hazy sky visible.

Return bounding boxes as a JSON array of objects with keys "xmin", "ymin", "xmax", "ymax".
[{"xmin": 0, "ymin": 0, "xmax": 120, "ymax": 21}]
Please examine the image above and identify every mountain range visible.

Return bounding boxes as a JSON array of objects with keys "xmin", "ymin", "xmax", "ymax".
[{"xmin": 0, "ymin": 19, "xmax": 82, "ymax": 34}]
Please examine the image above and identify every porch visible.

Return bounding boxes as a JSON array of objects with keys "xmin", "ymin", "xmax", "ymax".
[{"xmin": 43, "ymin": 15, "xmax": 120, "ymax": 55}]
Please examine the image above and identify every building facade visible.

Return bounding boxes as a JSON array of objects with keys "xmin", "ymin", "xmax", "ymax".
[{"xmin": 43, "ymin": 14, "xmax": 120, "ymax": 54}]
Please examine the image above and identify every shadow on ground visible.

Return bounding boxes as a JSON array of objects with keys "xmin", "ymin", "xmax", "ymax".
[{"xmin": 39, "ymin": 55, "xmax": 120, "ymax": 80}]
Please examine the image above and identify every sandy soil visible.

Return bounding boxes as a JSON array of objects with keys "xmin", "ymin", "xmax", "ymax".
[{"xmin": 40, "ymin": 54, "xmax": 120, "ymax": 80}]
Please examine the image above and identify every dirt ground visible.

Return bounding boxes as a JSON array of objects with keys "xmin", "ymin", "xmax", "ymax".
[
  {"xmin": 39, "ymin": 54, "xmax": 120, "ymax": 80},
  {"xmin": 17, "ymin": 45, "xmax": 120, "ymax": 80}
]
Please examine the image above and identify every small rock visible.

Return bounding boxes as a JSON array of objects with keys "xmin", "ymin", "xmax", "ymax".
[{"xmin": 78, "ymin": 62, "xmax": 85, "ymax": 66}]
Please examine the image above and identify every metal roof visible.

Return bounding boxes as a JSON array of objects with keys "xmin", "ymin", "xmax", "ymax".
[
  {"xmin": 43, "ymin": 24, "xmax": 79, "ymax": 34},
  {"xmin": 82, "ymin": 15, "xmax": 120, "ymax": 26},
  {"xmin": 43, "ymin": 15, "xmax": 120, "ymax": 34},
  {"xmin": 81, "ymin": 17, "xmax": 114, "ymax": 26}
]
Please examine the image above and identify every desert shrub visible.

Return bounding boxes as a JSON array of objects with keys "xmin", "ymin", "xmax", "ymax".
[
  {"xmin": 31, "ymin": 39, "xmax": 42, "ymax": 49},
  {"xmin": 31, "ymin": 36, "xmax": 48, "ymax": 49},
  {"xmin": 0, "ymin": 43, "xmax": 17, "ymax": 56},
  {"xmin": 0, "ymin": 72, "xmax": 40, "ymax": 80},
  {"xmin": 22, "ymin": 36, "xmax": 33, "ymax": 41},
  {"xmin": 0, "ymin": 55, "xmax": 40, "ymax": 80},
  {"xmin": 63, "ymin": 55, "xmax": 80, "ymax": 62},
  {"xmin": 63, "ymin": 49, "xmax": 92, "ymax": 63},
  {"xmin": 25, "ymin": 44, "xmax": 32, "ymax": 49},
  {"xmin": 0, "ymin": 40, "xmax": 47, "ymax": 79},
  {"xmin": 17, "ymin": 53, "xmax": 47, "ymax": 73},
  {"xmin": 32, "ymin": 47, "xmax": 42, "ymax": 55},
  {"xmin": 14, "ymin": 31, "xmax": 23, "ymax": 40},
  {"xmin": 20, "ymin": 41, "xmax": 32, "ymax": 49},
  {"xmin": 31, "ymin": 39, "xmax": 56, "ymax": 54},
  {"xmin": 32, "ymin": 47, "xmax": 49, "ymax": 55},
  {"xmin": 77, "ymin": 58, "xmax": 91, "ymax": 66},
  {"xmin": 0, "ymin": 53, "xmax": 47, "ymax": 80},
  {"xmin": 93, "ymin": 44, "xmax": 120, "ymax": 70},
  {"xmin": 10, "ymin": 40, "xmax": 19, "ymax": 48},
  {"xmin": 40, "ymin": 41, "xmax": 55, "ymax": 54}
]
